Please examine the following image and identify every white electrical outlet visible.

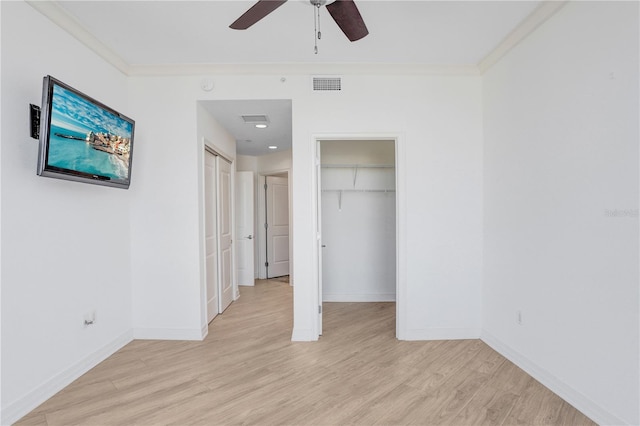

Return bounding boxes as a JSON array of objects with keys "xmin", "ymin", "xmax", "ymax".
[
  {"xmin": 84, "ymin": 310, "xmax": 96, "ymax": 327},
  {"xmin": 516, "ymin": 310, "xmax": 523, "ymax": 325}
]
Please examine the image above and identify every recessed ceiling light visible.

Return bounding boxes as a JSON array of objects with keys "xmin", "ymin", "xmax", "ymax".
[
  {"xmin": 268, "ymin": 146, "xmax": 278, "ymax": 150},
  {"xmin": 255, "ymin": 123, "xmax": 268, "ymax": 129}
]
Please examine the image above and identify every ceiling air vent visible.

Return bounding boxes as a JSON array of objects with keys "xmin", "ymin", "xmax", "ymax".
[
  {"xmin": 312, "ymin": 76, "xmax": 342, "ymax": 91},
  {"xmin": 241, "ymin": 115, "xmax": 269, "ymax": 124}
]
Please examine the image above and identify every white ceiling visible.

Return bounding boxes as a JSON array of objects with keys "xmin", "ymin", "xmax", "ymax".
[
  {"xmin": 55, "ymin": 0, "xmax": 541, "ymax": 66},
  {"xmin": 34, "ymin": 0, "xmax": 554, "ymax": 156}
]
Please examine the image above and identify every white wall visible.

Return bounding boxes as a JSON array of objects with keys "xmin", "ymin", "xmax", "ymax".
[
  {"xmin": 129, "ymin": 73, "xmax": 483, "ymax": 342},
  {"xmin": 236, "ymin": 155, "xmax": 258, "ymax": 173},
  {"xmin": 128, "ymin": 76, "xmax": 203, "ymax": 340},
  {"xmin": 1, "ymin": 2, "xmax": 133, "ymax": 422},
  {"xmin": 320, "ymin": 139, "xmax": 395, "ymax": 164},
  {"xmin": 296, "ymin": 77, "xmax": 484, "ymax": 340},
  {"xmin": 128, "ymin": 79, "xmax": 236, "ymax": 340},
  {"xmin": 237, "ymin": 148, "xmax": 294, "ymax": 175},
  {"xmin": 482, "ymin": 2, "xmax": 639, "ymax": 424},
  {"xmin": 257, "ymin": 149, "xmax": 292, "ymax": 173}
]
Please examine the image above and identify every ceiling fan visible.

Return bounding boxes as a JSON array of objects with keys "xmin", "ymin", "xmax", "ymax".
[{"xmin": 230, "ymin": 0, "xmax": 369, "ymax": 43}]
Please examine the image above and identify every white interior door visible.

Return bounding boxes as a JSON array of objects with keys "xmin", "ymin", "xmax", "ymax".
[
  {"xmin": 204, "ymin": 150, "xmax": 219, "ymax": 323},
  {"xmin": 266, "ymin": 176, "xmax": 290, "ymax": 278},
  {"xmin": 218, "ymin": 157, "xmax": 234, "ymax": 313},
  {"xmin": 236, "ymin": 171, "xmax": 255, "ymax": 286}
]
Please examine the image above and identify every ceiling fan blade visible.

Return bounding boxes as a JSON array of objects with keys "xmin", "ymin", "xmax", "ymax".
[
  {"xmin": 325, "ymin": 0, "xmax": 369, "ymax": 42},
  {"xmin": 230, "ymin": 0, "xmax": 287, "ymax": 30}
]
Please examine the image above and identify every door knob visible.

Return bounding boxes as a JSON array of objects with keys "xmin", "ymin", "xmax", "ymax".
[{"xmin": 247, "ymin": 235, "xmax": 253, "ymax": 239}]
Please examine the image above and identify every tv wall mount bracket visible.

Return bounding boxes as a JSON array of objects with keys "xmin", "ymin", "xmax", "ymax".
[{"xmin": 30, "ymin": 104, "xmax": 40, "ymax": 139}]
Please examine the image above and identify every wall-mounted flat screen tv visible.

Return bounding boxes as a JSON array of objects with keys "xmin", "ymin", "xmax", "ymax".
[{"xmin": 37, "ymin": 75, "xmax": 135, "ymax": 189}]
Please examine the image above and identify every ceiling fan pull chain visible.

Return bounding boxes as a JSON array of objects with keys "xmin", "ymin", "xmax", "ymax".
[
  {"xmin": 313, "ymin": 3, "xmax": 317, "ymax": 54},
  {"xmin": 313, "ymin": 1, "xmax": 321, "ymax": 54},
  {"xmin": 317, "ymin": 4, "xmax": 322, "ymax": 40}
]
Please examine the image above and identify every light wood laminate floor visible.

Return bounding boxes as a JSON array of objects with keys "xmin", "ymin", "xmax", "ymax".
[{"xmin": 17, "ymin": 279, "xmax": 595, "ymax": 425}]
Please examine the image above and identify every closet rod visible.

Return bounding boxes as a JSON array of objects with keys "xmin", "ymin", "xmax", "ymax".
[{"xmin": 321, "ymin": 164, "xmax": 394, "ymax": 169}]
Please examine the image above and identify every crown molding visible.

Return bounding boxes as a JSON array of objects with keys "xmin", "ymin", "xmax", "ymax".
[
  {"xmin": 126, "ymin": 63, "xmax": 481, "ymax": 77},
  {"xmin": 26, "ymin": 0, "xmax": 131, "ymax": 75},
  {"xmin": 478, "ymin": 1, "xmax": 568, "ymax": 74}
]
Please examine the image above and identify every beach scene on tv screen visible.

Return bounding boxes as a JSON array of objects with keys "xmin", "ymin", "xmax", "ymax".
[{"xmin": 47, "ymin": 83, "xmax": 133, "ymax": 180}]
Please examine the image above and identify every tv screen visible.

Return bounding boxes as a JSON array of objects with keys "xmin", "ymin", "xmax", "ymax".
[{"xmin": 37, "ymin": 76, "xmax": 135, "ymax": 189}]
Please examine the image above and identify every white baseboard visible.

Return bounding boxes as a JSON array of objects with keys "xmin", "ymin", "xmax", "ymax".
[
  {"xmin": 200, "ymin": 323, "xmax": 209, "ymax": 340},
  {"xmin": 481, "ymin": 330, "xmax": 625, "ymax": 426},
  {"xmin": 133, "ymin": 327, "xmax": 206, "ymax": 341},
  {"xmin": 291, "ymin": 328, "xmax": 317, "ymax": 341},
  {"xmin": 1, "ymin": 330, "xmax": 133, "ymax": 426},
  {"xmin": 323, "ymin": 293, "xmax": 396, "ymax": 302},
  {"xmin": 400, "ymin": 327, "xmax": 481, "ymax": 341}
]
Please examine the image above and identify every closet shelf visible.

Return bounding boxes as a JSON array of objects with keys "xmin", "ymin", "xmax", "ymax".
[
  {"xmin": 322, "ymin": 164, "xmax": 395, "ymax": 188},
  {"xmin": 321, "ymin": 189, "xmax": 395, "ymax": 193},
  {"xmin": 323, "ymin": 189, "xmax": 395, "ymax": 210}
]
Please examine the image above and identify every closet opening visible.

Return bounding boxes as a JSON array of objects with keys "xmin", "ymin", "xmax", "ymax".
[{"xmin": 317, "ymin": 139, "xmax": 397, "ymax": 337}]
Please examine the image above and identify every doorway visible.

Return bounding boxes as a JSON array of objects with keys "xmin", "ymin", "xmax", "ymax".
[
  {"xmin": 315, "ymin": 137, "xmax": 399, "ymax": 337},
  {"xmin": 265, "ymin": 175, "xmax": 290, "ymax": 278},
  {"xmin": 258, "ymin": 172, "xmax": 291, "ymax": 280}
]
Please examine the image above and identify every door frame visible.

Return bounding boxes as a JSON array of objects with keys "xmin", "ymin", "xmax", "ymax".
[
  {"xmin": 217, "ymin": 155, "xmax": 235, "ymax": 314},
  {"xmin": 312, "ymin": 133, "xmax": 406, "ymax": 339},
  {"xmin": 204, "ymin": 148, "xmax": 219, "ymax": 325},
  {"xmin": 257, "ymin": 169, "xmax": 292, "ymax": 281},
  {"xmin": 235, "ymin": 170, "xmax": 256, "ymax": 287}
]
